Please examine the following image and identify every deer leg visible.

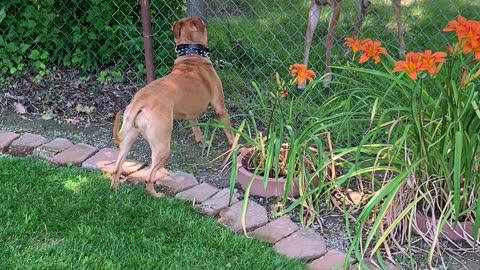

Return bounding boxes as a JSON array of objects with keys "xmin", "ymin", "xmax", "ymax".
[
  {"xmin": 391, "ymin": 0, "xmax": 405, "ymax": 57},
  {"xmin": 324, "ymin": 0, "xmax": 343, "ymax": 88},
  {"xmin": 353, "ymin": 0, "xmax": 370, "ymax": 40},
  {"xmin": 303, "ymin": 0, "xmax": 323, "ymax": 66},
  {"xmin": 301, "ymin": 0, "xmax": 323, "ymax": 91}
]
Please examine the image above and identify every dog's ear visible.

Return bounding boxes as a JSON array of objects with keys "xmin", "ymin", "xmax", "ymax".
[
  {"xmin": 191, "ymin": 17, "xmax": 206, "ymax": 32},
  {"xmin": 171, "ymin": 21, "xmax": 183, "ymax": 39}
]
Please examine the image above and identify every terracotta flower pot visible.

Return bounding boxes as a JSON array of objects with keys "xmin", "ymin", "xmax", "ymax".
[
  {"xmin": 237, "ymin": 148, "xmax": 300, "ymax": 198},
  {"xmin": 414, "ymin": 212, "xmax": 475, "ymax": 241}
]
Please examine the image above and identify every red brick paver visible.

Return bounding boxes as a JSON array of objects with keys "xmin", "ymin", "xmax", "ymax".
[
  {"xmin": 82, "ymin": 147, "xmax": 144, "ymax": 174},
  {"xmin": 251, "ymin": 216, "xmax": 299, "ymax": 244},
  {"xmin": 155, "ymin": 172, "xmax": 199, "ymax": 196},
  {"xmin": 50, "ymin": 143, "xmax": 98, "ymax": 166},
  {"xmin": 199, "ymin": 188, "xmax": 239, "ymax": 216},
  {"xmin": 33, "ymin": 138, "xmax": 74, "ymax": 159},
  {"xmin": 175, "ymin": 182, "xmax": 219, "ymax": 203},
  {"xmin": 274, "ymin": 229, "xmax": 327, "ymax": 261},
  {"xmin": 8, "ymin": 133, "xmax": 48, "ymax": 156},
  {"xmin": 309, "ymin": 250, "xmax": 348, "ymax": 270},
  {"xmin": 218, "ymin": 200, "xmax": 268, "ymax": 233},
  {"xmin": 0, "ymin": 130, "xmax": 20, "ymax": 153}
]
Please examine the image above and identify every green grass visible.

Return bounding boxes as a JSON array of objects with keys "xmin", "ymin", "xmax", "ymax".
[{"xmin": 0, "ymin": 157, "xmax": 306, "ymax": 270}]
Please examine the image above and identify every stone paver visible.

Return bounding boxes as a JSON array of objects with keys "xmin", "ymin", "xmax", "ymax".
[
  {"xmin": 124, "ymin": 167, "xmax": 170, "ymax": 185},
  {"xmin": 218, "ymin": 200, "xmax": 268, "ymax": 233},
  {"xmin": 309, "ymin": 250, "xmax": 348, "ymax": 270},
  {"xmin": 8, "ymin": 133, "xmax": 48, "ymax": 156},
  {"xmin": 251, "ymin": 216, "xmax": 299, "ymax": 244},
  {"xmin": 82, "ymin": 147, "xmax": 144, "ymax": 174},
  {"xmin": 50, "ymin": 143, "xmax": 98, "ymax": 166},
  {"xmin": 175, "ymin": 182, "xmax": 219, "ymax": 203},
  {"xmin": 155, "ymin": 172, "xmax": 199, "ymax": 196},
  {"xmin": 199, "ymin": 188, "xmax": 239, "ymax": 216},
  {"xmin": 33, "ymin": 138, "xmax": 74, "ymax": 159},
  {"xmin": 274, "ymin": 229, "xmax": 327, "ymax": 262},
  {"xmin": 0, "ymin": 130, "xmax": 20, "ymax": 153}
]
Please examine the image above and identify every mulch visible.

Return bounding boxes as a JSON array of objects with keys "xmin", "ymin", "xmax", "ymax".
[{"xmin": 1, "ymin": 69, "xmax": 142, "ymax": 124}]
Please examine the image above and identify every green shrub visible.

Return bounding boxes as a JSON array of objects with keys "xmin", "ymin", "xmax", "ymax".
[{"xmin": 0, "ymin": 0, "xmax": 183, "ymax": 77}]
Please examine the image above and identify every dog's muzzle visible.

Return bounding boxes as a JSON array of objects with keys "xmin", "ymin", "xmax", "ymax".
[{"xmin": 175, "ymin": 44, "xmax": 210, "ymax": 59}]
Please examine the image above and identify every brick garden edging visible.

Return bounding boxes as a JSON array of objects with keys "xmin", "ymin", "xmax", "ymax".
[{"xmin": 0, "ymin": 129, "xmax": 351, "ymax": 270}]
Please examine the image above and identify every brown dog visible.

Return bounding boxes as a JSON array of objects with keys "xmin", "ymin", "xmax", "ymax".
[{"xmin": 110, "ymin": 17, "xmax": 234, "ymax": 198}]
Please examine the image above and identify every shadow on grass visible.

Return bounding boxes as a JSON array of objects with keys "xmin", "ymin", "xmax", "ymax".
[{"xmin": 0, "ymin": 157, "xmax": 305, "ymax": 270}]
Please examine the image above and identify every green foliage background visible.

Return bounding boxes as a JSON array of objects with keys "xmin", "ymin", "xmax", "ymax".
[{"xmin": 0, "ymin": 0, "xmax": 183, "ymax": 77}]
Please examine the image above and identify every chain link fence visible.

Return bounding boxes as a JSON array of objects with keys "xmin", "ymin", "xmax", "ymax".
[{"xmin": 0, "ymin": 0, "xmax": 478, "ymax": 122}]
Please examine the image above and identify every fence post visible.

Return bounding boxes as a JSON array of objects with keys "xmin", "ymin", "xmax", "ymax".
[
  {"xmin": 187, "ymin": 0, "xmax": 208, "ymax": 26},
  {"xmin": 140, "ymin": 0, "xmax": 155, "ymax": 84}
]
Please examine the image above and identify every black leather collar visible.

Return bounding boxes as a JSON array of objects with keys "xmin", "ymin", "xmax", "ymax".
[{"xmin": 175, "ymin": 44, "xmax": 210, "ymax": 59}]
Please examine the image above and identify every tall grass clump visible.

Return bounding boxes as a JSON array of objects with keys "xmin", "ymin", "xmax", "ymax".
[{"xmin": 319, "ymin": 16, "xmax": 480, "ymax": 268}]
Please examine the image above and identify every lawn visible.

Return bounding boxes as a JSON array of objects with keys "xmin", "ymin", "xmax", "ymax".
[{"xmin": 0, "ymin": 157, "xmax": 306, "ymax": 270}]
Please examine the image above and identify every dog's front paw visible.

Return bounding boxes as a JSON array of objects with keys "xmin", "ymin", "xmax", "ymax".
[{"xmin": 110, "ymin": 181, "xmax": 119, "ymax": 190}]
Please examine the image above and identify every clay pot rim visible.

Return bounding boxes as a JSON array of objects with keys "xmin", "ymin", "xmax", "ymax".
[
  {"xmin": 414, "ymin": 211, "xmax": 475, "ymax": 241},
  {"xmin": 237, "ymin": 144, "xmax": 319, "ymax": 178},
  {"xmin": 237, "ymin": 147, "xmax": 288, "ymax": 183}
]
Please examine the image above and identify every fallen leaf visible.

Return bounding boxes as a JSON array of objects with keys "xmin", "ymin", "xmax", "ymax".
[
  {"xmin": 41, "ymin": 112, "xmax": 56, "ymax": 120},
  {"xmin": 75, "ymin": 104, "xmax": 95, "ymax": 114},
  {"xmin": 5, "ymin": 93, "xmax": 25, "ymax": 100},
  {"xmin": 65, "ymin": 118, "xmax": 81, "ymax": 125},
  {"xmin": 14, "ymin": 102, "xmax": 27, "ymax": 114}
]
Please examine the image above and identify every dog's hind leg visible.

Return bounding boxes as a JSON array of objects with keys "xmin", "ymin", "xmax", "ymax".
[
  {"xmin": 210, "ymin": 101, "xmax": 234, "ymax": 145},
  {"xmin": 188, "ymin": 119, "xmax": 204, "ymax": 146},
  {"xmin": 111, "ymin": 127, "xmax": 139, "ymax": 190},
  {"xmin": 142, "ymin": 116, "xmax": 172, "ymax": 198}
]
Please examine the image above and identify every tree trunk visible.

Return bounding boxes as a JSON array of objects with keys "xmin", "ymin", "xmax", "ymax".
[{"xmin": 140, "ymin": 0, "xmax": 155, "ymax": 83}]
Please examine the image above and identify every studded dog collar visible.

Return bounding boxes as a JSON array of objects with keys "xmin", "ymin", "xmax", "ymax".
[{"xmin": 175, "ymin": 44, "xmax": 210, "ymax": 59}]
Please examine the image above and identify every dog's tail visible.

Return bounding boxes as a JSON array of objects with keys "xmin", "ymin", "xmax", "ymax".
[{"xmin": 113, "ymin": 111, "xmax": 122, "ymax": 145}]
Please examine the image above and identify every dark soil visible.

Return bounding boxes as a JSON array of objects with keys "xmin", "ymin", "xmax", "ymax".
[{"xmin": 0, "ymin": 69, "xmax": 138, "ymax": 123}]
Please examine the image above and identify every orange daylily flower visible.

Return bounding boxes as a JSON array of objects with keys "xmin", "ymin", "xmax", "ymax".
[
  {"xmin": 344, "ymin": 38, "xmax": 363, "ymax": 54},
  {"xmin": 443, "ymin": 16, "xmax": 470, "ymax": 40},
  {"xmin": 420, "ymin": 50, "xmax": 447, "ymax": 75},
  {"xmin": 461, "ymin": 21, "xmax": 480, "ymax": 54},
  {"xmin": 358, "ymin": 39, "xmax": 388, "ymax": 64},
  {"xmin": 289, "ymin": 64, "xmax": 316, "ymax": 86},
  {"xmin": 392, "ymin": 52, "xmax": 425, "ymax": 81},
  {"xmin": 444, "ymin": 16, "xmax": 480, "ymax": 61}
]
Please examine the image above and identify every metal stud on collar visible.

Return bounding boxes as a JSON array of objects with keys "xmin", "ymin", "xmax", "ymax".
[{"xmin": 175, "ymin": 44, "xmax": 210, "ymax": 59}]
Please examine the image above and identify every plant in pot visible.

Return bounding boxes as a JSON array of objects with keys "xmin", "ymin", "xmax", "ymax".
[
  {"xmin": 312, "ymin": 16, "xmax": 480, "ymax": 268},
  {"xmin": 201, "ymin": 66, "xmax": 342, "ymax": 229}
]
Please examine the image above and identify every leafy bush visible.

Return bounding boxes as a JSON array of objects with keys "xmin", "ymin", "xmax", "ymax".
[{"xmin": 0, "ymin": 0, "xmax": 183, "ymax": 78}]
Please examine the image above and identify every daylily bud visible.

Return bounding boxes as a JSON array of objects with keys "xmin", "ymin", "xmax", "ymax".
[
  {"xmin": 460, "ymin": 67, "xmax": 468, "ymax": 87},
  {"xmin": 473, "ymin": 68, "xmax": 480, "ymax": 80},
  {"xmin": 275, "ymin": 72, "xmax": 281, "ymax": 87},
  {"xmin": 447, "ymin": 44, "xmax": 455, "ymax": 56},
  {"xmin": 435, "ymin": 62, "xmax": 444, "ymax": 75}
]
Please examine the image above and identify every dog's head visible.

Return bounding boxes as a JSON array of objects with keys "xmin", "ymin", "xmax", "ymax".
[{"xmin": 171, "ymin": 17, "xmax": 208, "ymax": 47}]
